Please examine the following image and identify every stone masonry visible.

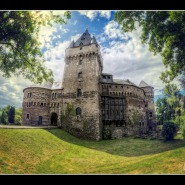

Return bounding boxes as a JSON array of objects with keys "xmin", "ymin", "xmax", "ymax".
[{"xmin": 22, "ymin": 28, "xmax": 155, "ymax": 140}]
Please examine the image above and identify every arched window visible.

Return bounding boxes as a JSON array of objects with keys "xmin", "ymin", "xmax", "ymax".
[
  {"xmin": 77, "ymin": 89, "xmax": 82, "ymax": 97},
  {"xmin": 78, "ymin": 72, "xmax": 82, "ymax": 78},
  {"xmin": 76, "ymin": 107, "xmax": 82, "ymax": 115}
]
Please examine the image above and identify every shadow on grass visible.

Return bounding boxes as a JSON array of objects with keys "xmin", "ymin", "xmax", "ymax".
[{"xmin": 47, "ymin": 129, "xmax": 185, "ymax": 157}]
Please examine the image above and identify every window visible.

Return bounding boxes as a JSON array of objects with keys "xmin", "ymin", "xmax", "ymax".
[
  {"xmin": 79, "ymin": 60, "xmax": 82, "ymax": 65},
  {"xmin": 77, "ymin": 89, "xmax": 82, "ymax": 97},
  {"xmin": 149, "ymin": 112, "xmax": 153, "ymax": 118},
  {"xmin": 41, "ymin": 103, "xmax": 43, "ymax": 107},
  {"xmin": 108, "ymin": 76, "xmax": 110, "ymax": 79},
  {"xmin": 26, "ymin": 114, "xmax": 30, "ymax": 119},
  {"xmin": 76, "ymin": 107, "xmax": 82, "ymax": 115},
  {"xmin": 103, "ymin": 76, "xmax": 106, "ymax": 79},
  {"xmin": 145, "ymin": 104, "xmax": 147, "ymax": 107},
  {"xmin": 80, "ymin": 47, "xmax": 82, "ymax": 50},
  {"xmin": 78, "ymin": 72, "xmax": 82, "ymax": 78},
  {"xmin": 80, "ymin": 42, "xmax": 83, "ymax": 46},
  {"xmin": 109, "ymin": 85, "xmax": 111, "ymax": 88},
  {"xmin": 115, "ymin": 86, "xmax": 117, "ymax": 88}
]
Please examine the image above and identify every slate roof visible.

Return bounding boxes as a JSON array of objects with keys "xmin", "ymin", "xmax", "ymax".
[{"xmin": 69, "ymin": 28, "xmax": 97, "ymax": 48}]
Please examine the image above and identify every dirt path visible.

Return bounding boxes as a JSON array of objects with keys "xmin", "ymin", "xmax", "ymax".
[{"xmin": 0, "ymin": 125, "xmax": 57, "ymax": 129}]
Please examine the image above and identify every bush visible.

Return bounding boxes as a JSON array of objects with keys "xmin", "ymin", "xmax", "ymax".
[
  {"xmin": 161, "ymin": 121, "xmax": 177, "ymax": 141},
  {"xmin": 102, "ymin": 127, "xmax": 112, "ymax": 140}
]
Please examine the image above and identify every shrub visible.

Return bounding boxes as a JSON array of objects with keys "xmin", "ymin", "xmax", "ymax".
[
  {"xmin": 161, "ymin": 121, "xmax": 177, "ymax": 141},
  {"xmin": 102, "ymin": 127, "xmax": 112, "ymax": 140}
]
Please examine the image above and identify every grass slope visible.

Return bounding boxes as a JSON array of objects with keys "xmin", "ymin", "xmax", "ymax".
[{"xmin": 0, "ymin": 129, "xmax": 185, "ymax": 174}]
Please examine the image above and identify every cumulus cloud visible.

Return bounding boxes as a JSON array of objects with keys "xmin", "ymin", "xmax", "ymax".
[
  {"xmin": 98, "ymin": 20, "xmax": 165, "ymax": 98},
  {"xmin": 0, "ymin": 73, "xmax": 32, "ymax": 108},
  {"xmin": 78, "ymin": 11, "xmax": 111, "ymax": 20}
]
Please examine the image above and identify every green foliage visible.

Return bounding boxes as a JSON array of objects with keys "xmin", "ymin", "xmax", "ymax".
[
  {"xmin": 0, "ymin": 11, "xmax": 71, "ymax": 83},
  {"xmin": 155, "ymin": 83, "xmax": 182, "ymax": 124},
  {"xmin": 0, "ymin": 106, "xmax": 22, "ymax": 125},
  {"xmin": 161, "ymin": 121, "xmax": 177, "ymax": 141},
  {"xmin": 15, "ymin": 108, "xmax": 22, "ymax": 125},
  {"xmin": 0, "ymin": 105, "xmax": 11, "ymax": 124},
  {"xmin": 8, "ymin": 106, "xmax": 15, "ymax": 124},
  {"xmin": 114, "ymin": 11, "xmax": 185, "ymax": 83},
  {"xmin": 102, "ymin": 127, "xmax": 112, "ymax": 139},
  {"xmin": 61, "ymin": 102, "xmax": 75, "ymax": 124}
]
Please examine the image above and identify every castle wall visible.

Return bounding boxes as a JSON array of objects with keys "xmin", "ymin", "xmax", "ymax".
[
  {"xmin": 22, "ymin": 88, "xmax": 51, "ymax": 126},
  {"xmin": 22, "ymin": 87, "xmax": 63, "ymax": 126}
]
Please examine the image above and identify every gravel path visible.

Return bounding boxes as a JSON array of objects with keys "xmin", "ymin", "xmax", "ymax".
[{"xmin": 0, "ymin": 125, "xmax": 57, "ymax": 129}]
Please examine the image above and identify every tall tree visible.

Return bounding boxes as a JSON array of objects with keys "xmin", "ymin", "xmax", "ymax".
[
  {"xmin": 8, "ymin": 106, "xmax": 15, "ymax": 124},
  {"xmin": 114, "ymin": 11, "xmax": 185, "ymax": 83},
  {"xmin": 0, "ymin": 11, "xmax": 71, "ymax": 83}
]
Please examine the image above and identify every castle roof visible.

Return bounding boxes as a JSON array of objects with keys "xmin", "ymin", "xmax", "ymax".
[
  {"xmin": 139, "ymin": 80, "xmax": 151, "ymax": 88},
  {"xmin": 113, "ymin": 79, "xmax": 137, "ymax": 86},
  {"xmin": 69, "ymin": 28, "xmax": 98, "ymax": 48}
]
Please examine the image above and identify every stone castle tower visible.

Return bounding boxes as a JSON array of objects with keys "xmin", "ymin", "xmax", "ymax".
[
  {"xmin": 62, "ymin": 28, "xmax": 103, "ymax": 140},
  {"xmin": 22, "ymin": 28, "xmax": 156, "ymax": 140}
]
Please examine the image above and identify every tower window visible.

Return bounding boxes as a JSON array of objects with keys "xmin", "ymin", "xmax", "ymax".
[
  {"xmin": 76, "ymin": 107, "xmax": 82, "ymax": 115},
  {"xmin": 79, "ymin": 60, "xmax": 82, "ymax": 65},
  {"xmin": 77, "ymin": 89, "xmax": 82, "ymax": 97},
  {"xmin": 78, "ymin": 72, "xmax": 82, "ymax": 78},
  {"xmin": 26, "ymin": 114, "xmax": 30, "ymax": 119}
]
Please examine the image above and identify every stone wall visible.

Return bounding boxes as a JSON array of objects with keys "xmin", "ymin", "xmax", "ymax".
[
  {"xmin": 62, "ymin": 44, "xmax": 102, "ymax": 140},
  {"xmin": 22, "ymin": 87, "xmax": 63, "ymax": 126}
]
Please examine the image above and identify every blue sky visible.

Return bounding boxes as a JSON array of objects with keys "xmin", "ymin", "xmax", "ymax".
[{"xmin": 0, "ymin": 10, "xmax": 179, "ymax": 108}]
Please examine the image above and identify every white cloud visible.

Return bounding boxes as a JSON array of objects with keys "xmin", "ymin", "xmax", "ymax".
[
  {"xmin": 104, "ymin": 20, "xmax": 129, "ymax": 40},
  {"xmin": 44, "ymin": 40, "xmax": 70, "ymax": 81},
  {"xmin": 99, "ymin": 20, "xmax": 166, "ymax": 97},
  {"xmin": 0, "ymin": 73, "xmax": 32, "ymax": 108},
  {"xmin": 78, "ymin": 11, "xmax": 111, "ymax": 20}
]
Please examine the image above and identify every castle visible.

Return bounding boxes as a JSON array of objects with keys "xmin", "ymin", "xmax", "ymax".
[{"xmin": 22, "ymin": 28, "xmax": 155, "ymax": 140}]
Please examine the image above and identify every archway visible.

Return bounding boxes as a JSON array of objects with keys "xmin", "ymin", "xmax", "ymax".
[
  {"xmin": 51, "ymin": 113, "xmax": 58, "ymax": 126},
  {"xmin": 38, "ymin": 116, "xmax": 42, "ymax": 126}
]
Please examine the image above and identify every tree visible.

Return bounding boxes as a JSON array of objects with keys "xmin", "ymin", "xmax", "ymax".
[
  {"xmin": 8, "ymin": 106, "xmax": 15, "ymax": 124},
  {"xmin": 114, "ymin": 11, "xmax": 185, "ymax": 83},
  {"xmin": 161, "ymin": 121, "xmax": 177, "ymax": 141},
  {"xmin": 15, "ymin": 108, "xmax": 22, "ymax": 125},
  {"xmin": 0, "ymin": 111, "xmax": 7, "ymax": 124},
  {"xmin": 0, "ymin": 11, "xmax": 71, "ymax": 83},
  {"xmin": 156, "ymin": 83, "xmax": 182, "ymax": 124}
]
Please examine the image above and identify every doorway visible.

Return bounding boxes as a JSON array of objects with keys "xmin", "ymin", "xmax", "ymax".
[
  {"xmin": 51, "ymin": 113, "xmax": 58, "ymax": 126},
  {"xmin": 38, "ymin": 116, "xmax": 42, "ymax": 126}
]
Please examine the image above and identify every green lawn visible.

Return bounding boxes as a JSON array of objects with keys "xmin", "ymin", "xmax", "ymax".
[{"xmin": 0, "ymin": 128, "xmax": 185, "ymax": 174}]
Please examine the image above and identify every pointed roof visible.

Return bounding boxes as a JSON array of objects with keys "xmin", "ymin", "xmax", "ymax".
[
  {"xmin": 69, "ymin": 40, "xmax": 74, "ymax": 48},
  {"xmin": 139, "ymin": 80, "xmax": 150, "ymax": 87},
  {"xmin": 70, "ymin": 28, "xmax": 98, "ymax": 48}
]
